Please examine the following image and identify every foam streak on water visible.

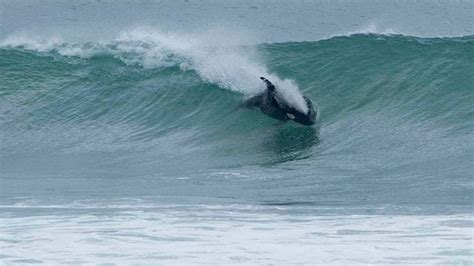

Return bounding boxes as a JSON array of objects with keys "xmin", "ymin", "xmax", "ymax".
[{"xmin": 1, "ymin": 203, "xmax": 472, "ymax": 265}]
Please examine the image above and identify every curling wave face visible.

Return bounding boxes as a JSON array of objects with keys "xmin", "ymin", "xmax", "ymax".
[{"xmin": 0, "ymin": 32, "xmax": 473, "ymax": 209}]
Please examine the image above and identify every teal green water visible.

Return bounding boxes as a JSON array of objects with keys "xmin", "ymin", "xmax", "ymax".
[
  {"xmin": 1, "ymin": 34, "xmax": 473, "ymax": 211},
  {"xmin": 1, "ymin": 0, "xmax": 474, "ymax": 262}
]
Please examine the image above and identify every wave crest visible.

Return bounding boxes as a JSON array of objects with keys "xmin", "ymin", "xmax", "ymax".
[{"xmin": 1, "ymin": 28, "xmax": 309, "ymax": 113}]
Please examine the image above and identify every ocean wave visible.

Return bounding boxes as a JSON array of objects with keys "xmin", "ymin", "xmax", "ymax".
[
  {"xmin": 1, "ymin": 29, "xmax": 309, "ymax": 113},
  {"xmin": 1, "ymin": 31, "xmax": 472, "ymax": 181}
]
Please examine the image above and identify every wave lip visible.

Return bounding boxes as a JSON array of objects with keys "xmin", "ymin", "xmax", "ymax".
[{"xmin": 1, "ymin": 29, "xmax": 310, "ymax": 113}]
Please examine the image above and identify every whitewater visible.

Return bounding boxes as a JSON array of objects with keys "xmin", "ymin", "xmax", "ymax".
[{"xmin": 1, "ymin": 1, "xmax": 473, "ymax": 264}]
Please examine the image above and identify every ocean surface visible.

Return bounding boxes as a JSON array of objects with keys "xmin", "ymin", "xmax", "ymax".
[{"xmin": 1, "ymin": 1, "xmax": 473, "ymax": 264}]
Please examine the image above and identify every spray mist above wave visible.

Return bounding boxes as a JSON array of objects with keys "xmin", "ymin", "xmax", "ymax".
[{"xmin": 0, "ymin": 28, "xmax": 309, "ymax": 114}]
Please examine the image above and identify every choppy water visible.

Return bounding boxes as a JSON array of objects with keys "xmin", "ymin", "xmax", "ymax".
[{"xmin": 1, "ymin": 1, "xmax": 473, "ymax": 264}]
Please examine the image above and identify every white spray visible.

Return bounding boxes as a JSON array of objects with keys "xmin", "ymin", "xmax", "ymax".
[{"xmin": 116, "ymin": 28, "xmax": 309, "ymax": 114}]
